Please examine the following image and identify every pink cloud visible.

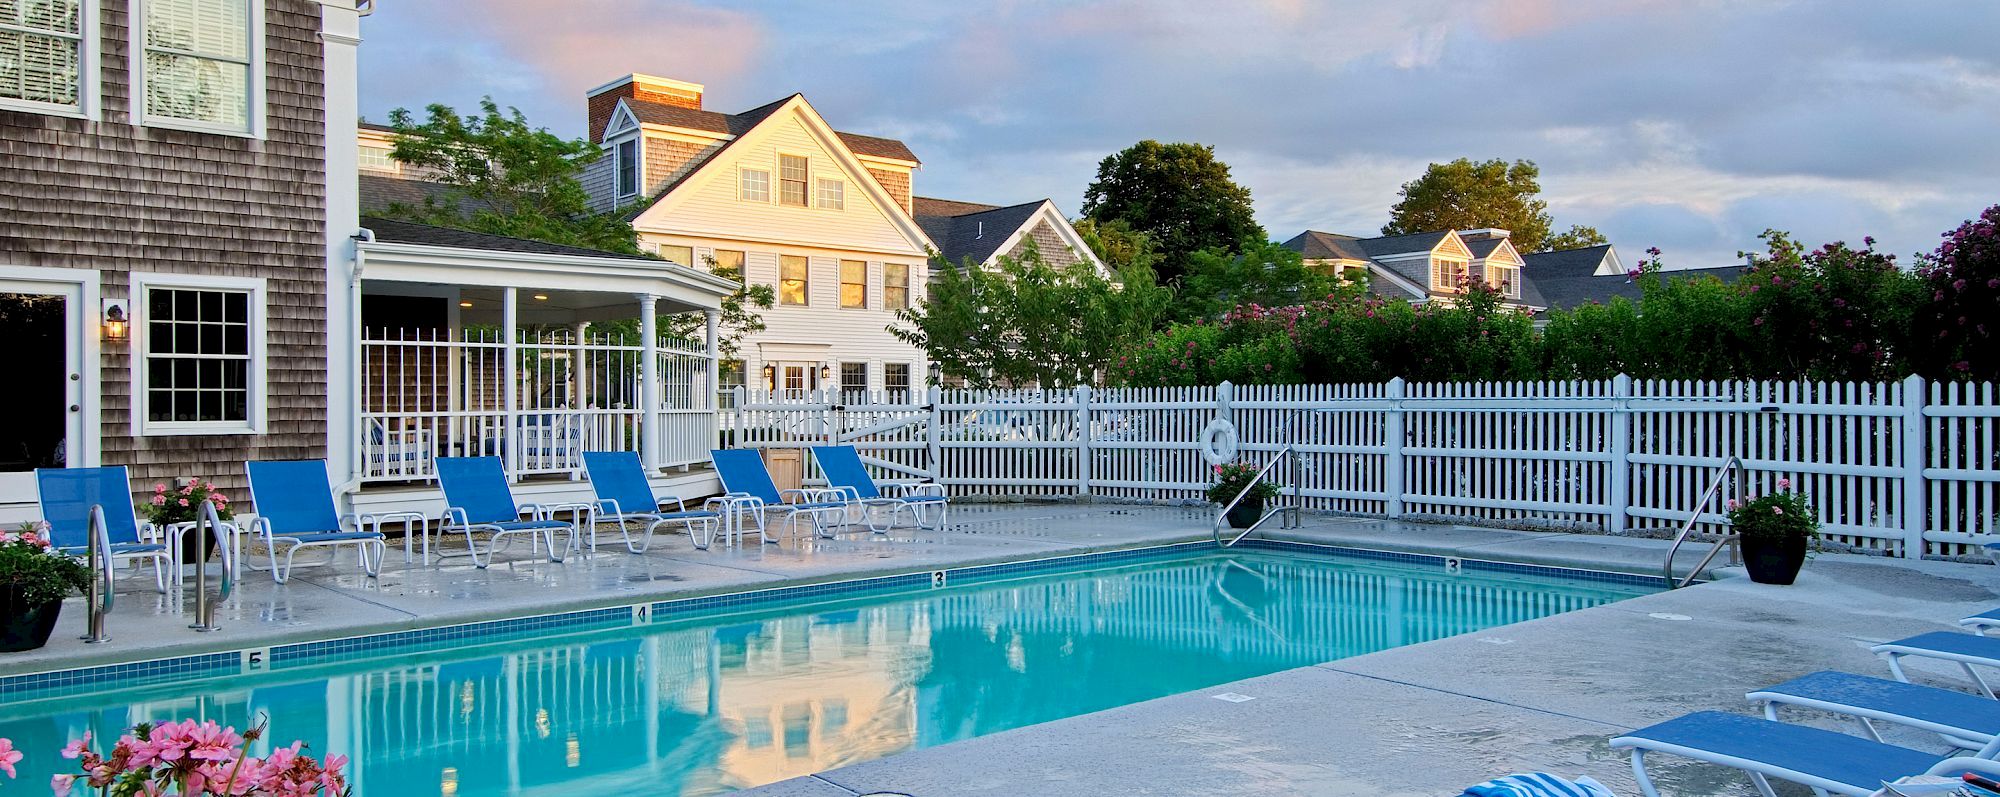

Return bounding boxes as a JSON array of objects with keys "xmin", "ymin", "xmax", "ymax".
[{"xmin": 458, "ymin": 1, "xmax": 764, "ymax": 101}]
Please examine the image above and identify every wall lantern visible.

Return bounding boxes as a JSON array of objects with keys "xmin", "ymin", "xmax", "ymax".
[
  {"xmin": 762, "ymin": 364, "xmax": 777, "ymax": 389},
  {"xmin": 819, "ymin": 364, "xmax": 833, "ymax": 382},
  {"xmin": 102, "ymin": 299, "xmax": 129, "ymax": 341}
]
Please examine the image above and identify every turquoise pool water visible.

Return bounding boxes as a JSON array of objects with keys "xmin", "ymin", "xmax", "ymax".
[{"xmin": 0, "ymin": 550, "xmax": 1652, "ymax": 795}]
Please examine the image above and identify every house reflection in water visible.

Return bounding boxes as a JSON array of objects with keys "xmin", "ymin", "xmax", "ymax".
[{"xmin": 0, "ymin": 555, "xmax": 1646, "ymax": 796}]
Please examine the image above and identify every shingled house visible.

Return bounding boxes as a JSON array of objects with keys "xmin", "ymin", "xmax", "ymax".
[
  {"xmin": 1282, "ymin": 228, "xmax": 1544, "ymax": 311},
  {"xmin": 912, "ymin": 196, "xmax": 1106, "ymax": 275}
]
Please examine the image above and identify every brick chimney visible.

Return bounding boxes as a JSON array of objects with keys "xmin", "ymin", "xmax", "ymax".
[{"xmin": 585, "ymin": 74, "xmax": 704, "ymax": 143}]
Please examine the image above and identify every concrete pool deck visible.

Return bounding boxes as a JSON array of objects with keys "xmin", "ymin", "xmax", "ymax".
[{"xmin": 13, "ymin": 505, "xmax": 1994, "ymax": 796}]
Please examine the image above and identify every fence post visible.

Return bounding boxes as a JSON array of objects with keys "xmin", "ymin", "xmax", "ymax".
[
  {"xmin": 1216, "ymin": 379, "xmax": 1234, "ymax": 438},
  {"xmin": 1902, "ymin": 374, "xmax": 1928, "ymax": 559},
  {"xmin": 1075, "ymin": 384, "xmax": 1092, "ymax": 497},
  {"xmin": 925, "ymin": 385, "xmax": 944, "ymax": 485},
  {"xmin": 1608, "ymin": 374, "xmax": 1632, "ymax": 535},
  {"xmin": 1384, "ymin": 377, "xmax": 1405, "ymax": 519}
]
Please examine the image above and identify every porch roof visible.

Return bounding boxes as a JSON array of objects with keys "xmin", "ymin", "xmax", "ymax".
[{"xmin": 356, "ymin": 217, "xmax": 737, "ymax": 314}]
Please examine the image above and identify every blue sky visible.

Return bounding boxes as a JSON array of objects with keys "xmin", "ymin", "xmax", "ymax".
[{"xmin": 358, "ymin": 0, "xmax": 2000, "ymax": 268}]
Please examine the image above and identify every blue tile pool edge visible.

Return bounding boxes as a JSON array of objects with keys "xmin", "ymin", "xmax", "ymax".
[{"xmin": 0, "ymin": 540, "xmax": 1663, "ymax": 701}]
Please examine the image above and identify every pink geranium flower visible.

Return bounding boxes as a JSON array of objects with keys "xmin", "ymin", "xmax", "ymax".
[
  {"xmin": 0, "ymin": 736, "xmax": 21, "ymax": 777},
  {"xmin": 1777, "ymin": 478, "xmax": 1792, "ymax": 489},
  {"xmin": 1772, "ymin": 506, "xmax": 1785, "ymax": 516}
]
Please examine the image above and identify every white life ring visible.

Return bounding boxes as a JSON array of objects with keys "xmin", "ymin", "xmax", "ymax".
[{"xmin": 1200, "ymin": 418, "xmax": 1239, "ymax": 465}]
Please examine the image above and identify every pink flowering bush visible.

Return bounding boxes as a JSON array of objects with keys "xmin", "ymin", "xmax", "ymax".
[
  {"xmin": 0, "ymin": 522, "xmax": 88, "ymax": 606},
  {"xmin": 1206, "ymin": 462, "xmax": 1280, "ymax": 505},
  {"xmin": 53, "ymin": 719, "xmax": 349, "ymax": 797},
  {"xmin": 1727, "ymin": 478, "xmax": 1820, "ymax": 543},
  {"xmin": 143, "ymin": 479, "xmax": 235, "ymax": 527},
  {"xmin": 1915, "ymin": 204, "xmax": 2000, "ymax": 381},
  {"xmin": 1736, "ymin": 230, "xmax": 1922, "ymax": 381}
]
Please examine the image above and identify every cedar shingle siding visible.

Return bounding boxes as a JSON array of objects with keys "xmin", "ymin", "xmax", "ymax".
[
  {"xmin": 866, "ymin": 168, "xmax": 911, "ymax": 214},
  {"xmin": 645, "ymin": 137, "xmax": 723, "ymax": 198},
  {"xmin": 0, "ymin": 0, "xmax": 329, "ymax": 498},
  {"xmin": 1007, "ymin": 219, "xmax": 1081, "ymax": 266}
]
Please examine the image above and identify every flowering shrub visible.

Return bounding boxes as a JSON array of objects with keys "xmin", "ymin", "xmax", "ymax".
[
  {"xmin": 1736, "ymin": 230, "xmax": 1922, "ymax": 381},
  {"xmin": 54, "ymin": 719, "xmax": 349, "ymax": 797},
  {"xmin": 1915, "ymin": 204, "xmax": 2000, "ymax": 381},
  {"xmin": 0, "ymin": 522, "xmax": 88, "ymax": 605},
  {"xmin": 1206, "ymin": 462, "xmax": 1280, "ymax": 505},
  {"xmin": 144, "ymin": 479, "xmax": 235, "ymax": 527},
  {"xmin": 1727, "ymin": 478, "xmax": 1820, "ymax": 543}
]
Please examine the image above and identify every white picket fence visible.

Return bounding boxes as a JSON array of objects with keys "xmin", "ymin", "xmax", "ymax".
[{"xmin": 726, "ymin": 376, "xmax": 2000, "ymax": 558}]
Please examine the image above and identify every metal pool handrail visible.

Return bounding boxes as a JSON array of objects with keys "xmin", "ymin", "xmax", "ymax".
[
  {"xmin": 188, "ymin": 500, "xmax": 233, "ymax": 632},
  {"xmin": 1664, "ymin": 456, "xmax": 1743, "ymax": 589},
  {"xmin": 81, "ymin": 504, "xmax": 113, "ymax": 644},
  {"xmin": 1213, "ymin": 446, "xmax": 1296, "ymax": 547}
]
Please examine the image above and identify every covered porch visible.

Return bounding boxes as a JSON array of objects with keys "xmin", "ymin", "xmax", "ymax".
[{"xmin": 349, "ymin": 219, "xmax": 737, "ymax": 508}]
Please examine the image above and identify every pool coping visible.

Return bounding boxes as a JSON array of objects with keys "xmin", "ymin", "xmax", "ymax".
[{"xmin": 0, "ymin": 537, "xmax": 1666, "ymax": 704}]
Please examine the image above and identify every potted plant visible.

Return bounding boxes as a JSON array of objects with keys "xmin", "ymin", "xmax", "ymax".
[
  {"xmin": 0, "ymin": 522, "xmax": 89, "ymax": 652},
  {"xmin": 1727, "ymin": 478, "xmax": 1819, "ymax": 585},
  {"xmin": 1208, "ymin": 463, "xmax": 1280, "ymax": 529},
  {"xmin": 143, "ymin": 479, "xmax": 234, "ymax": 564}
]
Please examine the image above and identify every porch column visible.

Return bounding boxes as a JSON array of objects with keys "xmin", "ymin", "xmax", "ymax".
[
  {"xmin": 704, "ymin": 310, "xmax": 721, "ymax": 450},
  {"xmin": 503, "ymin": 288, "xmax": 520, "ymax": 479},
  {"xmin": 638, "ymin": 294, "xmax": 660, "ymax": 472}
]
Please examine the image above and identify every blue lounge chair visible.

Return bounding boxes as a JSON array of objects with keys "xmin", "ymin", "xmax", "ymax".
[
  {"xmin": 711, "ymin": 449, "xmax": 847, "ymax": 542},
  {"xmin": 1875, "ymin": 631, "xmax": 2000, "ymax": 698},
  {"xmin": 1610, "ymin": 710, "xmax": 1994, "ymax": 797},
  {"xmin": 35, "ymin": 467, "xmax": 172, "ymax": 593},
  {"xmin": 1750, "ymin": 670, "xmax": 2000, "ymax": 755},
  {"xmin": 809, "ymin": 445, "xmax": 947, "ymax": 533},
  {"xmin": 581, "ymin": 451, "xmax": 720, "ymax": 552},
  {"xmin": 433, "ymin": 457, "xmax": 579, "ymax": 567},
  {"xmin": 1962, "ymin": 608, "xmax": 2000, "ymax": 636},
  {"xmin": 243, "ymin": 460, "xmax": 389, "ymax": 583}
]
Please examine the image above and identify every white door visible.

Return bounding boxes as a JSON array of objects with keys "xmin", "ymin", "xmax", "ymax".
[{"xmin": 0, "ymin": 281, "xmax": 84, "ymax": 498}]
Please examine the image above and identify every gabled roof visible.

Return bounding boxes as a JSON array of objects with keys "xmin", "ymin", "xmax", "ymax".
[
  {"xmin": 1354, "ymin": 231, "xmax": 1453, "ymax": 258},
  {"xmin": 1464, "ymin": 238, "xmax": 1509, "ymax": 259},
  {"xmin": 1524, "ymin": 245, "xmax": 1747, "ymax": 311},
  {"xmin": 1282, "ymin": 230, "xmax": 1371, "ymax": 262},
  {"xmin": 620, "ymin": 96, "xmax": 919, "ymax": 163},
  {"xmin": 913, "ymin": 196, "xmax": 1003, "ymax": 218},
  {"xmin": 915, "ymin": 198, "xmax": 1047, "ymax": 268},
  {"xmin": 361, "ymin": 216, "xmax": 657, "ymax": 262},
  {"xmin": 1520, "ymin": 245, "xmax": 1619, "ymax": 279}
]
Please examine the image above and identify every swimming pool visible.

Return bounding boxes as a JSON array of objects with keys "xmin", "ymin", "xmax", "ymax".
[{"xmin": 0, "ymin": 545, "xmax": 1655, "ymax": 795}]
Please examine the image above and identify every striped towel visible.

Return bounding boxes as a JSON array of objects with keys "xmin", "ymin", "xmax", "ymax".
[{"xmin": 1462, "ymin": 773, "xmax": 1619, "ymax": 797}]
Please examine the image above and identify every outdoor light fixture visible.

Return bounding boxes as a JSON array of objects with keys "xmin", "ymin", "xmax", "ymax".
[
  {"xmin": 533, "ymin": 294, "xmax": 549, "ymax": 301},
  {"xmin": 459, "ymin": 300, "xmax": 473, "ymax": 308},
  {"xmin": 820, "ymin": 364, "xmax": 833, "ymax": 381},
  {"xmin": 101, "ymin": 299, "xmax": 128, "ymax": 341},
  {"xmin": 762, "ymin": 364, "xmax": 777, "ymax": 389}
]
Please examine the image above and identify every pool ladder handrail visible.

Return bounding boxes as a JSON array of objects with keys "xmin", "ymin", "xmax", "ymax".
[
  {"xmin": 188, "ymin": 499, "xmax": 232, "ymax": 632},
  {"xmin": 1214, "ymin": 445, "xmax": 1302, "ymax": 547},
  {"xmin": 81, "ymin": 503, "xmax": 114, "ymax": 644},
  {"xmin": 1663, "ymin": 455, "xmax": 1743, "ymax": 589}
]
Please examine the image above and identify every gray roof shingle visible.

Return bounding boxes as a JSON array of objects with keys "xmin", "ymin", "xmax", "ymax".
[
  {"xmin": 1523, "ymin": 246, "xmax": 1747, "ymax": 312},
  {"xmin": 623, "ymin": 97, "xmax": 919, "ymax": 163},
  {"xmin": 914, "ymin": 197, "xmax": 1047, "ymax": 268},
  {"xmin": 361, "ymin": 216, "xmax": 658, "ymax": 262},
  {"xmin": 1281, "ymin": 230, "xmax": 1371, "ymax": 261}
]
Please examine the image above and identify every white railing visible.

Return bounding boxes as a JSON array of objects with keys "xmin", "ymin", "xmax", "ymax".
[
  {"xmin": 725, "ymin": 375, "xmax": 2000, "ymax": 559},
  {"xmin": 361, "ymin": 327, "xmax": 717, "ymax": 482}
]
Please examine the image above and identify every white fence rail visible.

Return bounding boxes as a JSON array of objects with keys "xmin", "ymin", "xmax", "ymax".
[
  {"xmin": 726, "ymin": 375, "xmax": 2000, "ymax": 558},
  {"xmin": 361, "ymin": 327, "xmax": 717, "ymax": 482}
]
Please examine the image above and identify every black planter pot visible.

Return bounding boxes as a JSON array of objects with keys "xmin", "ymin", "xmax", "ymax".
[
  {"xmin": 1226, "ymin": 497, "xmax": 1266, "ymax": 529},
  {"xmin": 176, "ymin": 527, "xmax": 222, "ymax": 566},
  {"xmin": 1741, "ymin": 534, "xmax": 1809, "ymax": 585},
  {"xmin": 0, "ymin": 588, "xmax": 63, "ymax": 652}
]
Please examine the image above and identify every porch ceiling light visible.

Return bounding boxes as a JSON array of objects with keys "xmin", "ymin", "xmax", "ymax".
[
  {"xmin": 533, "ymin": 294, "xmax": 549, "ymax": 301},
  {"xmin": 459, "ymin": 300, "xmax": 473, "ymax": 308},
  {"xmin": 102, "ymin": 299, "xmax": 129, "ymax": 341}
]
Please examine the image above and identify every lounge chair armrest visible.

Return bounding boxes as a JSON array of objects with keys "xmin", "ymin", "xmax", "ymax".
[
  {"xmin": 1926, "ymin": 756, "xmax": 2000, "ymax": 780},
  {"xmin": 442, "ymin": 507, "xmax": 471, "ymax": 529},
  {"xmin": 657, "ymin": 496, "xmax": 693, "ymax": 513}
]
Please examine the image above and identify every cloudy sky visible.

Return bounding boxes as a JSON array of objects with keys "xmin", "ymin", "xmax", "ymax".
[{"xmin": 358, "ymin": 0, "xmax": 1999, "ymax": 268}]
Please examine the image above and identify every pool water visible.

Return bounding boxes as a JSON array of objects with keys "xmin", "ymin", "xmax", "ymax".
[{"xmin": 0, "ymin": 550, "xmax": 1652, "ymax": 795}]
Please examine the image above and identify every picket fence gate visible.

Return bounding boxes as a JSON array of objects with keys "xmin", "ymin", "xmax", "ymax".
[{"xmin": 724, "ymin": 375, "xmax": 2000, "ymax": 559}]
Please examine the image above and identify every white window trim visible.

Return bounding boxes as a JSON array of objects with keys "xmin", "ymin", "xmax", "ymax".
[
  {"xmin": 883, "ymin": 262, "xmax": 911, "ymax": 312},
  {"xmin": 738, "ymin": 166, "xmax": 771, "ymax": 203},
  {"xmin": 816, "ymin": 178, "xmax": 845, "ymax": 210},
  {"xmin": 128, "ymin": 0, "xmax": 266, "ymax": 138},
  {"xmin": 778, "ymin": 253, "xmax": 810, "ymax": 307},
  {"xmin": 613, "ymin": 136, "xmax": 640, "ymax": 200},
  {"xmin": 129, "ymin": 272, "xmax": 268, "ymax": 436},
  {"xmin": 1489, "ymin": 264, "xmax": 1522, "ymax": 299},
  {"xmin": 1431, "ymin": 258, "xmax": 1469, "ymax": 292},
  {"xmin": 775, "ymin": 151, "xmax": 811, "ymax": 208},
  {"xmin": 0, "ymin": 0, "xmax": 99, "ymax": 119}
]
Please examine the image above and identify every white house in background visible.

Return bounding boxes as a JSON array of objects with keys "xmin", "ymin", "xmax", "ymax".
[
  {"xmin": 1282, "ymin": 228, "xmax": 1546, "ymax": 313},
  {"xmin": 580, "ymin": 74, "xmax": 935, "ymax": 402}
]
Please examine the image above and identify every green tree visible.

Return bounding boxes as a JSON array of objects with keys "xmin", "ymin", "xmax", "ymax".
[
  {"xmin": 384, "ymin": 98, "xmax": 645, "ymax": 254},
  {"xmin": 1174, "ymin": 240, "xmax": 1353, "ymax": 322},
  {"xmin": 1071, "ymin": 217, "xmax": 1158, "ymax": 274},
  {"xmin": 662, "ymin": 256, "xmax": 775, "ymax": 359},
  {"xmin": 1081, "ymin": 140, "xmax": 1263, "ymax": 285},
  {"xmin": 1383, "ymin": 158, "xmax": 1556, "ymax": 252},
  {"xmin": 891, "ymin": 242, "xmax": 1171, "ymax": 388},
  {"xmin": 1544, "ymin": 224, "xmax": 1610, "ymax": 251}
]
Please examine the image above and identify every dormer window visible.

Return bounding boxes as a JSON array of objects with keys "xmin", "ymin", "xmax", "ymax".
[
  {"xmin": 816, "ymin": 178, "xmax": 844, "ymax": 210},
  {"xmin": 1431, "ymin": 259, "xmax": 1469, "ymax": 292},
  {"xmin": 1488, "ymin": 265, "xmax": 1522, "ymax": 299},
  {"xmin": 615, "ymin": 139, "xmax": 638, "ymax": 198},
  {"xmin": 778, "ymin": 154, "xmax": 808, "ymax": 207},
  {"xmin": 0, "ymin": 0, "xmax": 87, "ymax": 116},
  {"xmin": 137, "ymin": 0, "xmax": 259, "ymax": 135}
]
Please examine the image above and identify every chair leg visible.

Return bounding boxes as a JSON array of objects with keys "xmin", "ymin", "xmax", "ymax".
[
  {"xmin": 270, "ymin": 543, "xmax": 289, "ymax": 584},
  {"xmin": 1628, "ymin": 750, "xmax": 1663, "ymax": 797},
  {"xmin": 467, "ymin": 529, "xmax": 491, "ymax": 569}
]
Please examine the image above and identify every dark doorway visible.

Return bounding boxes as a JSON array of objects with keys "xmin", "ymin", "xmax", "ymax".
[{"xmin": 0, "ymin": 294, "xmax": 68, "ymax": 471}]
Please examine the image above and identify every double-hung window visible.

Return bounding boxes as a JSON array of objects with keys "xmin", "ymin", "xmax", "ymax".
[
  {"xmin": 0, "ymin": 0, "xmax": 87, "ymax": 115},
  {"xmin": 778, "ymin": 154, "xmax": 808, "ymax": 207},
  {"xmin": 657, "ymin": 244, "xmax": 693, "ymax": 267},
  {"xmin": 1432, "ymin": 259, "xmax": 1469, "ymax": 292},
  {"xmin": 840, "ymin": 363, "xmax": 868, "ymax": 399},
  {"xmin": 137, "ymin": 0, "xmax": 258, "ymax": 134},
  {"xmin": 884, "ymin": 264, "xmax": 910, "ymax": 311},
  {"xmin": 135, "ymin": 274, "xmax": 264, "ymax": 434},
  {"xmin": 779, "ymin": 255, "xmax": 809, "ymax": 306},
  {"xmin": 710, "ymin": 249, "xmax": 745, "ymax": 280},
  {"xmin": 884, "ymin": 364, "xmax": 911, "ymax": 400},
  {"xmin": 839, "ymin": 260, "xmax": 867, "ymax": 309},
  {"xmin": 1489, "ymin": 265, "xmax": 1521, "ymax": 299},
  {"xmin": 615, "ymin": 139, "xmax": 638, "ymax": 198}
]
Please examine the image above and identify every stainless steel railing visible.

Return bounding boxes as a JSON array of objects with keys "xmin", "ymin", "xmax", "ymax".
[
  {"xmin": 1663, "ymin": 456, "xmax": 1744, "ymax": 589},
  {"xmin": 1213, "ymin": 446, "xmax": 1298, "ymax": 547},
  {"xmin": 188, "ymin": 500, "xmax": 233, "ymax": 632},
  {"xmin": 80, "ymin": 504, "xmax": 113, "ymax": 644}
]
